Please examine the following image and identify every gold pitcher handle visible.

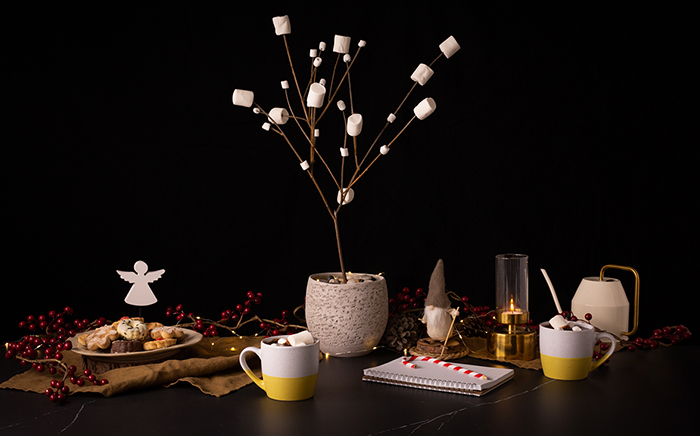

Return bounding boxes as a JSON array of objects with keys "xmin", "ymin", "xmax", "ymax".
[{"xmin": 599, "ymin": 265, "xmax": 639, "ymax": 336}]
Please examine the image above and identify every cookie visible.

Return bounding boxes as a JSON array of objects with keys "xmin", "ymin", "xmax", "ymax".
[
  {"xmin": 84, "ymin": 325, "xmax": 120, "ymax": 351},
  {"xmin": 143, "ymin": 338, "xmax": 177, "ymax": 350},
  {"xmin": 150, "ymin": 326, "xmax": 184, "ymax": 341}
]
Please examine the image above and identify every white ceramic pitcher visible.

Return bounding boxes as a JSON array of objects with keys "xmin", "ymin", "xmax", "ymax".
[{"xmin": 571, "ymin": 265, "xmax": 639, "ymax": 338}]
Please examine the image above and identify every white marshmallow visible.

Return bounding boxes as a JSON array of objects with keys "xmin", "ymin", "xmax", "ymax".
[
  {"xmin": 337, "ymin": 187, "xmax": 354, "ymax": 205},
  {"xmin": 549, "ymin": 314, "xmax": 568, "ymax": 330},
  {"xmin": 337, "ymin": 100, "xmax": 346, "ymax": 111},
  {"xmin": 314, "ymin": 129, "xmax": 320, "ymax": 137},
  {"xmin": 411, "ymin": 63, "xmax": 434, "ymax": 86},
  {"xmin": 340, "ymin": 147, "xmax": 349, "ymax": 157},
  {"xmin": 253, "ymin": 108, "xmax": 261, "ymax": 114},
  {"xmin": 333, "ymin": 35, "xmax": 351, "ymax": 53},
  {"xmin": 307, "ymin": 83, "xmax": 326, "ymax": 108},
  {"xmin": 380, "ymin": 145, "xmax": 390, "ymax": 155},
  {"xmin": 358, "ymin": 40, "xmax": 366, "ymax": 47},
  {"xmin": 288, "ymin": 330, "xmax": 315, "ymax": 347},
  {"xmin": 413, "ymin": 97, "xmax": 436, "ymax": 120},
  {"xmin": 281, "ymin": 80, "xmax": 289, "ymax": 89},
  {"xmin": 439, "ymin": 35, "xmax": 460, "ymax": 58},
  {"xmin": 313, "ymin": 57, "xmax": 323, "ymax": 67},
  {"xmin": 272, "ymin": 16, "xmax": 291, "ymax": 36},
  {"xmin": 572, "ymin": 326, "xmax": 582, "ymax": 332},
  {"xmin": 319, "ymin": 41, "xmax": 326, "ymax": 51},
  {"xmin": 319, "ymin": 78, "xmax": 326, "ymax": 86},
  {"xmin": 232, "ymin": 89, "xmax": 254, "ymax": 107},
  {"xmin": 300, "ymin": 160, "xmax": 310, "ymax": 171},
  {"xmin": 343, "ymin": 54, "xmax": 351, "ymax": 63},
  {"xmin": 346, "ymin": 113, "xmax": 363, "ymax": 136},
  {"xmin": 268, "ymin": 107, "xmax": 289, "ymax": 125},
  {"xmin": 387, "ymin": 113, "xmax": 396, "ymax": 123},
  {"xmin": 309, "ymin": 48, "xmax": 318, "ymax": 57},
  {"xmin": 262, "ymin": 122, "xmax": 271, "ymax": 131}
]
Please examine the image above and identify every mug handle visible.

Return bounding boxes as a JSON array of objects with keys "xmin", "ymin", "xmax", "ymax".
[
  {"xmin": 590, "ymin": 332, "xmax": 616, "ymax": 372},
  {"xmin": 239, "ymin": 346, "xmax": 265, "ymax": 391}
]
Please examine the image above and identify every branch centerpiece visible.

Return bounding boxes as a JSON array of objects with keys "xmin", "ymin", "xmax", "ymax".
[{"xmin": 232, "ymin": 15, "xmax": 459, "ymax": 356}]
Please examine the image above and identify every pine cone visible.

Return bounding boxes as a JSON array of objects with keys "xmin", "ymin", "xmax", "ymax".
[{"xmin": 383, "ymin": 312, "xmax": 423, "ymax": 351}]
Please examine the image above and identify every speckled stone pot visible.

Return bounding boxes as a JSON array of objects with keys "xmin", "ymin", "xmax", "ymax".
[{"xmin": 305, "ymin": 273, "xmax": 388, "ymax": 357}]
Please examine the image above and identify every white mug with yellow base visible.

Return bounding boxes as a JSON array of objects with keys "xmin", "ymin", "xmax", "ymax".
[
  {"xmin": 239, "ymin": 334, "xmax": 320, "ymax": 401},
  {"xmin": 539, "ymin": 321, "xmax": 616, "ymax": 380}
]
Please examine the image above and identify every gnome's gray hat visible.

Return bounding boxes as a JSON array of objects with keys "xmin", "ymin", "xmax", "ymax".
[{"xmin": 424, "ymin": 259, "xmax": 451, "ymax": 308}]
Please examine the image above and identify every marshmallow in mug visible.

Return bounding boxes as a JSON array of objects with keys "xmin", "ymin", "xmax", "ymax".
[{"xmin": 274, "ymin": 330, "xmax": 316, "ymax": 347}]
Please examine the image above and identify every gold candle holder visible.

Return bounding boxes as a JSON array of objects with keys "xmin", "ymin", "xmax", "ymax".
[{"xmin": 487, "ymin": 254, "xmax": 536, "ymax": 361}]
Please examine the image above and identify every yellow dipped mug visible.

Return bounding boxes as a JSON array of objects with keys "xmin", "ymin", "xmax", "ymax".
[
  {"xmin": 239, "ymin": 335, "xmax": 320, "ymax": 401},
  {"xmin": 539, "ymin": 321, "xmax": 616, "ymax": 381}
]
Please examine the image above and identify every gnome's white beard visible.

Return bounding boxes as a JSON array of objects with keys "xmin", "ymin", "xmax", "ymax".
[{"xmin": 421, "ymin": 305, "xmax": 457, "ymax": 341}]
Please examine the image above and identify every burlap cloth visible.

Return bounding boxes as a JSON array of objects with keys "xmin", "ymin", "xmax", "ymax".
[{"xmin": 0, "ymin": 336, "xmax": 262, "ymax": 398}]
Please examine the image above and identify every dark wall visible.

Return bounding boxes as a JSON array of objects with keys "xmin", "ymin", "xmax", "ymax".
[{"xmin": 5, "ymin": 3, "xmax": 696, "ymax": 342}]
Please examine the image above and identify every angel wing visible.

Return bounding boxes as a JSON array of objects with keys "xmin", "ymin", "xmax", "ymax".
[
  {"xmin": 116, "ymin": 270, "xmax": 138, "ymax": 283},
  {"xmin": 144, "ymin": 269, "xmax": 165, "ymax": 283}
]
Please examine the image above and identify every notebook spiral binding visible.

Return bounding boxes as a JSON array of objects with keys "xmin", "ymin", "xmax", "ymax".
[{"xmin": 364, "ymin": 370, "xmax": 478, "ymax": 394}]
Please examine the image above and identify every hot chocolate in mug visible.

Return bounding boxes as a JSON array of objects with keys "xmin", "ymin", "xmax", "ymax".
[
  {"xmin": 239, "ymin": 334, "xmax": 320, "ymax": 401},
  {"xmin": 539, "ymin": 321, "xmax": 616, "ymax": 380}
]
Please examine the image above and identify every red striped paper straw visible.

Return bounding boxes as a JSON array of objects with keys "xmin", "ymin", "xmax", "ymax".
[
  {"xmin": 401, "ymin": 359, "xmax": 417, "ymax": 369},
  {"xmin": 405, "ymin": 355, "xmax": 488, "ymax": 380}
]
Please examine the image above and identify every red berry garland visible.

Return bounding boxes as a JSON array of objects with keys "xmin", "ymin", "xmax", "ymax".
[
  {"xmin": 165, "ymin": 291, "xmax": 305, "ymax": 338},
  {"xmin": 5, "ymin": 307, "xmax": 110, "ymax": 402}
]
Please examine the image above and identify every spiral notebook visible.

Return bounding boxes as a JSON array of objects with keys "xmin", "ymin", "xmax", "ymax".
[{"xmin": 362, "ymin": 356, "xmax": 514, "ymax": 396}]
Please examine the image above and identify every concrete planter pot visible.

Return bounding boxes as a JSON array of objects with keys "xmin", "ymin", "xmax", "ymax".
[{"xmin": 305, "ymin": 273, "xmax": 388, "ymax": 357}]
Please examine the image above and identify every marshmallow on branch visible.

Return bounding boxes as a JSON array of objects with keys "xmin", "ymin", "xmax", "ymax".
[
  {"xmin": 333, "ymin": 35, "xmax": 351, "ymax": 54},
  {"xmin": 439, "ymin": 35, "xmax": 460, "ymax": 58},
  {"xmin": 411, "ymin": 63, "xmax": 434, "ymax": 86},
  {"xmin": 272, "ymin": 15, "xmax": 291, "ymax": 35},
  {"xmin": 307, "ymin": 83, "xmax": 326, "ymax": 108},
  {"xmin": 232, "ymin": 89, "xmax": 254, "ymax": 107},
  {"xmin": 413, "ymin": 97, "xmax": 436, "ymax": 120},
  {"xmin": 347, "ymin": 114, "xmax": 363, "ymax": 136},
  {"xmin": 268, "ymin": 107, "xmax": 289, "ymax": 125}
]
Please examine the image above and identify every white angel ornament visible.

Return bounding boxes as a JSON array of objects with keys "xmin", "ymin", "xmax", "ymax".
[{"xmin": 117, "ymin": 260, "xmax": 164, "ymax": 306}]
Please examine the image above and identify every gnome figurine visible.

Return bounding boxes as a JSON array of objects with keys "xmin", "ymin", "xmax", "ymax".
[{"xmin": 421, "ymin": 259, "xmax": 459, "ymax": 341}]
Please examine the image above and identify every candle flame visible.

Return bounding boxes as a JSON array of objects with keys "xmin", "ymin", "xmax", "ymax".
[{"xmin": 509, "ymin": 296, "xmax": 516, "ymax": 311}]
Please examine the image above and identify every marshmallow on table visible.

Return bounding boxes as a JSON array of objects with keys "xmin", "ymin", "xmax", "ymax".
[
  {"xmin": 232, "ymin": 89, "xmax": 254, "ymax": 107},
  {"xmin": 413, "ymin": 97, "xmax": 436, "ymax": 120},
  {"xmin": 439, "ymin": 35, "xmax": 460, "ymax": 58},
  {"xmin": 347, "ymin": 113, "xmax": 363, "ymax": 136},
  {"xmin": 268, "ymin": 107, "xmax": 289, "ymax": 125},
  {"xmin": 411, "ymin": 63, "xmax": 434, "ymax": 86},
  {"xmin": 333, "ymin": 35, "xmax": 351, "ymax": 54},
  {"xmin": 307, "ymin": 83, "xmax": 326, "ymax": 108},
  {"xmin": 287, "ymin": 330, "xmax": 315, "ymax": 346},
  {"xmin": 272, "ymin": 15, "xmax": 291, "ymax": 35},
  {"xmin": 549, "ymin": 314, "xmax": 569, "ymax": 330}
]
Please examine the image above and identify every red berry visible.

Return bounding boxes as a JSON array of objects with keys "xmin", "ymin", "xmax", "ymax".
[
  {"xmin": 585, "ymin": 313, "xmax": 592, "ymax": 321},
  {"xmin": 100, "ymin": 379, "xmax": 109, "ymax": 385},
  {"xmin": 76, "ymin": 379, "xmax": 85, "ymax": 387}
]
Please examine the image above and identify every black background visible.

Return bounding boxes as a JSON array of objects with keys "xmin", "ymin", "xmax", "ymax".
[{"xmin": 5, "ymin": 3, "xmax": 696, "ymax": 343}]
